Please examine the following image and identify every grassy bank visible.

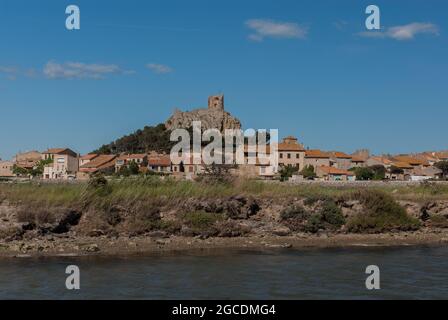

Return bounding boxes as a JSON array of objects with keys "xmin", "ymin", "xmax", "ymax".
[{"xmin": 1, "ymin": 177, "xmax": 448, "ymax": 208}]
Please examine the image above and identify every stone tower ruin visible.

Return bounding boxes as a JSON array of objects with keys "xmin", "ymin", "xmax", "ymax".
[{"xmin": 208, "ymin": 94, "xmax": 224, "ymax": 111}]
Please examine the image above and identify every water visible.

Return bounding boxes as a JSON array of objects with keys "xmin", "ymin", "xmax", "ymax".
[{"xmin": 1, "ymin": 245, "xmax": 447, "ymax": 299}]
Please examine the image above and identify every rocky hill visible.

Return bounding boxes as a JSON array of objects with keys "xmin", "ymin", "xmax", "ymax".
[{"xmin": 165, "ymin": 95, "xmax": 242, "ymax": 132}]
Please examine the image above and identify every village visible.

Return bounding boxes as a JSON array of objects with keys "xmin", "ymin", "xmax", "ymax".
[{"xmin": 0, "ymin": 95, "xmax": 447, "ymax": 183}]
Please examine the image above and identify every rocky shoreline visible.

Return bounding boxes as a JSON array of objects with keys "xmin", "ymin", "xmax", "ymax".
[
  {"xmin": 2, "ymin": 231, "xmax": 448, "ymax": 258},
  {"xmin": 2, "ymin": 182, "xmax": 448, "ymax": 258}
]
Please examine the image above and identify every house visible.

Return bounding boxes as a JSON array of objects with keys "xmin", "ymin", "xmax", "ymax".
[
  {"xmin": 278, "ymin": 136, "xmax": 305, "ymax": 171},
  {"xmin": 410, "ymin": 167, "xmax": 443, "ymax": 181},
  {"xmin": 115, "ymin": 154, "xmax": 148, "ymax": 172},
  {"xmin": 350, "ymin": 156, "xmax": 366, "ymax": 168},
  {"xmin": 0, "ymin": 161, "xmax": 14, "ymax": 178},
  {"xmin": 42, "ymin": 148, "xmax": 79, "ymax": 180},
  {"xmin": 78, "ymin": 154, "xmax": 117, "ymax": 179},
  {"xmin": 434, "ymin": 152, "xmax": 448, "ymax": 162},
  {"xmin": 147, "ymin": 154, "xmax": 171, "ymax": 173},
  {"xmin": 365, "ymin": 156, "xmax": 393, "ymax": 168},
  {"xmin": 392, "ymin": 155, "xmax": 430, "ymax": 168},
  {"xmin": 304, "ymin": 150, "xmax": 331, "ymax": 170},
  {"xmin": 79, "ymin": 154, "xmax": 99, "ymax": 167},
  {"xmin": 171, "ymin": 154, "xmax": 205, "ymax": 178},
  {"xmin": 329, "ymin": 151, "xmax": 353, "ymax": 170},
  {"xmin": 14, "ymin": 150, "xmax": 42, "ymax": 170},
  {"xmin": 316, "ymin": 165, "xmax": 355, "ymax": 181}
]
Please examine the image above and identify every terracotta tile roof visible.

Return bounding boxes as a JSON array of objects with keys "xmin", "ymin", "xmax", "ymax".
[
  {"xmin": 318, "ymin": 166, "xmax": 354, "ymax": 176},
  {"xmin": 43, "ymin": 148, "xmax": 77, "ymax": 157},
  {"xmin": 278, "ymin": 136, "xmax": 305, "ymax": 151},
  {"xmin": 393, "ymin": 155, "xmax": 429, "ymax": 166},
  {"xmin": 351, "ymin": 156, "xmax": 365, "ymax": 162},
  {"xmin": 331, "ymin": 151, "xmax": 352, "ymax": 159},
  {"xmin": 80, "ymin": 155, "xmax": 117, "ymax": 172},
  {"xmin": 435, "ymin": 152, "xmax": 448, "ymax": 160},
  {"xmin": 390, "ymin": 161, "xmax": 414, "ymax": 169},
  {"xmin": 148, "ymin": 155, "xmax": 171, "ymax": 167},
  {"xmin": 305, "ymin": 150, "xmax": 330, "ymax": 158},
  {"xmin": 80, "ymin": 154, "xmax": 98, "ymax": 161},
  {"xmin": 369, "ymin": 156, "xmax": 393, "ymax": 165}
]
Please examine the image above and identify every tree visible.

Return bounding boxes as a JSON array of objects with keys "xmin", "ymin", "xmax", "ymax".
[
  {"xmin": 12, "ymin": 165, "xmax": 29, "ymax": 177},
  {"xmin": 93, "ymin": 123, "xmax": 174, "ymax": 155},
  {"xmin": 369, "ymin": 165, "xmax": 386, "ymax": 180},
  {"xmin": 435, "ymin": 161, "xmax": 448, "ymax": 179},
  {"xmin": 128, "ymin": 160, "xmax": 140, "ymax": 175},
  {"xmin": 279, "ymin": 165, "xmax": 299, "ymax": 181},
  {"xmin": 353, "ymin": 167, "xmax": 374, "ymax": 181},
  {"xmin": 300, "ymin": 165, "xmax": 317, "ymax": 180}
]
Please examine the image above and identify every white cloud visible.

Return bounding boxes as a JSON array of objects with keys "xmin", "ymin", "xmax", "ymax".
[
  {"xmin": 245, "ymin": 19, "xmax": 308, "ymax": 41},
  {"xmin": 146, "ymin": 63, "xmax": 173, "ymax": 74},
  {"xmin": 359, "ymin": 22, "xmax": 439, "ymax": 40},
  {"xmin": 43, "ymin": 61, "xmax": 129, "ymax": 79}
]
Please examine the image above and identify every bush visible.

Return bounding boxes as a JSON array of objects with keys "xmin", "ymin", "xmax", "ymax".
[
  {"xmin": 320, "ymin": 200, "xmax": 345, "ymax": 227},
  {"xmin": 303, "ymin": 195, "xmax": 331, "ymax": 206},
  {"xmin": 347, "ymin": 190, "xmax": 421, "ymax": 233},
  {"xmin": 304, "ymin": 214, "xmax": 324, "ymax": 233},
  {"xmin": 182, "ymin": 211, "xmax": 222, "ymax": 230},
  {"xmin": 280, "ymin": 205, "xmax": 309, "ymax": 221}
]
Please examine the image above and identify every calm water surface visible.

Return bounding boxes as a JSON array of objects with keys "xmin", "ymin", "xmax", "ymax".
[{"xmin": 0, "ymin": 245, "xmax": 447, "ymax": 299}]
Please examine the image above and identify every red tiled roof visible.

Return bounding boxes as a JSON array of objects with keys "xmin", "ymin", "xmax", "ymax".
[
  {"xmin": 351, "ymin": 156, "xmax": 365, "ymax": 162},
  {"xmin": 391, "ymin": 161, "xmax": 414, "ymax": 169},
  {"xmin": 393, "ymin": 156, "xmax": 429, "ymax": 166},
  {"xmin": 148, "ymin": 155, "xmax": 171, "ymax": 167},
  {"xmin": 80, "ymin": 155, "xmax": 117, "ymax": 172},
  {"xmin": 331, "ymin": 151, "xmax": 352, "ymax": 159},
  {"xmin": 278, "ymin": 136, "xmax": 305, "ymax": 151},
  {"xmin": 43, "ymin": 148, "xmax": 77, "ymax": 157},
  {"xmin": 318, "ymin": 166, "xmax": 354, "ymax": 176},
  {"xmin": 305, "ymin": 150, "xmax": 330, "ymax": 158},
  {"xmin": 80, "ymin": 154, "xmax": 98, "ymax": 161}
]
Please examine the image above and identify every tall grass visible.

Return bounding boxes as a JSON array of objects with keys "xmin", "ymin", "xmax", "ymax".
[{"xmin": 1, "ymin": 177, "xmax": 448, "ymax": 208}]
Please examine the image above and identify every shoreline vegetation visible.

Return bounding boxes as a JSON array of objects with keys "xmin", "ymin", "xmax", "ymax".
[{"xmin": 1, "ymin": 177, "xmax": 448, "ymax": 258}]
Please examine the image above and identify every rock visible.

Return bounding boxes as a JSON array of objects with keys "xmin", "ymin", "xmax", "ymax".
[
  {"xmin": 271, "ymin": 227, "xmax": 291, "ymax": 237},
  {"xmin": 165, "ymin": 95, "xmax": 241, "ymax": 133},
  {"xmin": 83, "ymin": 244, "xmax": 100, "ymax": 253}
]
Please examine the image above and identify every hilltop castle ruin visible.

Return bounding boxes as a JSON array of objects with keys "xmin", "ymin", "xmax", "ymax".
[{"xmin": 165, "ymin": 94, "xmax": 241, "ymax": 132}]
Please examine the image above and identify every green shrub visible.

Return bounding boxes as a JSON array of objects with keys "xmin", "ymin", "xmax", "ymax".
[
  {"xmin": 347, "ymin": 190, "xmax": 421, "ymax": 233},
  {"xmin": 320, "ymin": 200, "xmax": 345, "ymax": 227},
  {"xmin": 304, "ymin": 214, "xmax": 324, "ymax": 233},
  {"xmin": 303, "ymin": 195, "xmax": 331, "ymax": 206},
  {"xmin": 280, "ymin": 205, "xmax": 309, "ymax": 220},
  {"xmin": 182, "ymin": 211, "xmax": 223, "ymax": 230}
]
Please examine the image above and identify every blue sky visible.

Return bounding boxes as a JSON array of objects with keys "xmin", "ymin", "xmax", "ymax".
[{"xmin": 0, "ymin": 0, "xmax": 447, "ymax": 160}]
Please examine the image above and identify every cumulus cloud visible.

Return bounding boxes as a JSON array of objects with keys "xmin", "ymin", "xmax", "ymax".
[
  {"xmin": 359, "ymin": 22, "xmax": 439, "ymax": 40},
  {"xmin": 146, "ymin": 63, "xmax": 173, "ymax": 74},
  {"xmin": 245, "ymin": 19, "xmax": 308, "ymax": 41},
  {"xmin": 43, "ymin": 61, "xmax": 130, "ymax": 79}
]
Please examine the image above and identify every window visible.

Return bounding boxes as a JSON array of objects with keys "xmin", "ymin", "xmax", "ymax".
[
  {"xmin": 57, "ymin": 157, "xmax": 65, "ymax": 163},
  {"xmin": 279, "ymin": 153, "xmax": 283, "ymax": 159},
  {"xmin": 260, "ymin": 166, "xmax": 266, "ymax": 174},
  {"xmin": 287, "ymin": 153, "xmax": 291, "ymax": 159},
  {"xmin": 296, "ymin": 154, "xmax": 299, "ymax": 159}
]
